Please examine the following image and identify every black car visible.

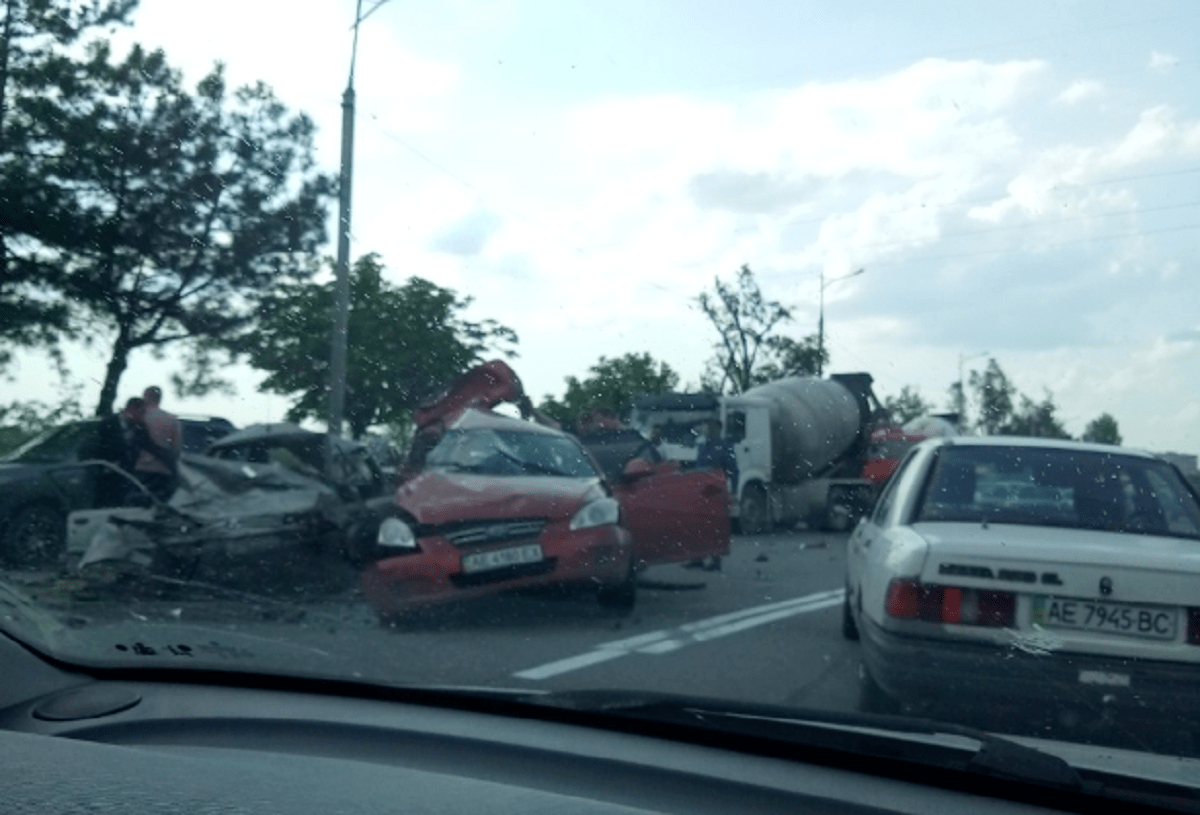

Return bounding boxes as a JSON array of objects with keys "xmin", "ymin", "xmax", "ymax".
[{"xmin": 0, "ymin": 416, "xmax": 237, "ymax": 569}]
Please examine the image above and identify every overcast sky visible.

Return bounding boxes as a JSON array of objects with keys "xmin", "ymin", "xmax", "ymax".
[{"xmin": 12, "ymin": 0, "xmax": 1200, "ymax": 453}]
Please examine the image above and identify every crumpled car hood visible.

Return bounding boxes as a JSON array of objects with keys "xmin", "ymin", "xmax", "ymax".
[{"xmin": 397, "ymin": 471, "xmax": 606, "ymax": 526}]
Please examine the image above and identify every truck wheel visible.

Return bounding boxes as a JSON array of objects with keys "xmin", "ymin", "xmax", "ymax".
[
  {"xmin": 825, "ymin": 503, "xmax": 853, "ymax": 532},
  {"xmin": 3, "ymin": 504, "xmax": 66, "ymax": 570},
  {"xmin": 739, "ymin": 484, "xmax": 770, "ymax": 535}
]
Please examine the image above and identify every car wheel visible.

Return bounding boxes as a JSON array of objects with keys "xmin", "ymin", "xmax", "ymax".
[
  {"xmin": 3, "ymin": 504, "xmax": 67, "ymax": 570},
  {"xmin": 857, "ymin": 663, "xmax": 901, "ymax": 715},
  {"xmin": 738, "ymin": 484, "xmax": 770, "ymax": 535},
  {"xmin": 597, "ymin": 562, "xmax": 637, "ymax": 615},
  {"xmin": 841, "ymin": 590, "xmax": 859, "ymax": 641}
]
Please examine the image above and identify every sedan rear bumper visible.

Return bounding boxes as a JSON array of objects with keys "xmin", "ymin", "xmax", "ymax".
[{"xmin": 859, "ymin": 616, "xmax": 1200, "ymax": 728}]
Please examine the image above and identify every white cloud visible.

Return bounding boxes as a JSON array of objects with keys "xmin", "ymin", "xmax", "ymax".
[
  {"xmin": 1057, "ymin": 79, "xmax": 1104, "ymax": 105},
  {"xmin": 1149, "ymin": 51, "xmax": 1180, "ymax": 72},
  {"xmin": 967, "ymin": 105, "xmax": 1200, "ymax": 226}
]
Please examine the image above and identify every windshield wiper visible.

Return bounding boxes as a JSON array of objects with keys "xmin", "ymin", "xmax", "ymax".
[{"xmin": 526, "ymin": 689, "xmax": 1082, "ymax": 789}]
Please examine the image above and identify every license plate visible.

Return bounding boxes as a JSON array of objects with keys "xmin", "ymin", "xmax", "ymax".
[
  {"xmin": 1032, "ymin": 596, "xmax": 1177, "ymax": 640},
  {"xmin": 461, "ymin": 543, "xmax": 544, "ymax": 574}
]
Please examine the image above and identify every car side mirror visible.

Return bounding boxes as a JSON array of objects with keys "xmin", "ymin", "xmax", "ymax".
[{"xmin": 622, "ymin": 459, "xmax": 654, "ymax": 481}]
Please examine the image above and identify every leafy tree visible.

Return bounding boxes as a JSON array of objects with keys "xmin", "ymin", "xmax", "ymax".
[
  {"xmin": 0, "ymin": 0, "xmax": 137, "ymax": 366},
  {"xmin": 1081, "ymin": 412, "xmax": 1121, "ymax": 445},
  {"xmin": 883, "ymin": 385, "xmax": 932, "ymax": 424},
  {"xmin": 968, "ymin": 358, "xmax": 1016, "ymax": 435},
  {"xmin": 1000, "ymin": 391, "xmax": 1072, "ymax": 439},
  {"xmin": 757, "ymin": 334, "xmax": 828, "ymax": 381},
  {"xmin": 3, "ymin": 33, "xmax": 333, "ymax": 414},
  {"xmin": 243, "ymin": 254, "xmax": 517, "ymax": 440},
  {"xmin": 539, "ymin": 352, "xmax": 678, "ymax": 427},
  {"xmin": 697, "ymin": 264, "xmax": 824, "ymax": 393}
]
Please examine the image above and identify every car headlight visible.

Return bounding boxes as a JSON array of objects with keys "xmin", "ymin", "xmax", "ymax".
[
  {"xmin": 569, "ymin": 497, "xmax": 620, "ymax": 530},
  {"xmin": 377, "ymin": 517, "xmax": 417, "ymax": 549}
]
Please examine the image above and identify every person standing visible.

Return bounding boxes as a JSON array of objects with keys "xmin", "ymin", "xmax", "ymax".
[
  {"xmin": 84, "ymin": 397, "xmax": 144, "ymax": 506},
  {"xmin": 689, "ymin": 419, "xmax": 737, "ymax": 571},
  {"xmin": 133, "ymin": 385, "xmax": 183, "ymax": 502},
  {"xmin": 696, "ymin": 419, "xmax": 739, "ymax": 493}
]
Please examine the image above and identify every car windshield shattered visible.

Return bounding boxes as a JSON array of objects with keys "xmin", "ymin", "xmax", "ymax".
[
  {"xmin": 426, "ymin": 429, "xmax": 598, "ymax": 478},
  {"xmin": 3, "ymin": 1, "xmax": 1200, "ymax": 809}
]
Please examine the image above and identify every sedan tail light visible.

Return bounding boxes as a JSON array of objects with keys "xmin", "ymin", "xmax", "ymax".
[{"xmin": 885, "ymin": 578, "xmax": 1015, "ymax": 627}]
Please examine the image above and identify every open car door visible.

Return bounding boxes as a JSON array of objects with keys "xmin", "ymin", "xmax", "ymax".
[
  {"xmin": 613, "ymin": 460, "xmax": 730, "ymax": 567},
  {"xmin": 579, "ymin": 429, "xmax": 729, "ymax": 567}
]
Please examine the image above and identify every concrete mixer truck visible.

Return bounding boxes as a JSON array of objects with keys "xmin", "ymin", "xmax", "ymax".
[{"xmin": 631, "ymin": 373, "xmax": 883, "ymax": 533}]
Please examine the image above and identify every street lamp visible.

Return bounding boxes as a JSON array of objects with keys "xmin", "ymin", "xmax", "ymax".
[
  {"xmin": 327, "ymin": 0, "xmax": 389, "ymax": 472},
  {"xmin": 817, "ymin": 267, "xmax": 864, "ymax": 377}
]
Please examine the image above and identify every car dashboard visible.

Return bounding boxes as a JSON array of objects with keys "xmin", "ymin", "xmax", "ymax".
[{"xmin": 0, "ymin": 634, "xmax": 1161, "ymax": 815}]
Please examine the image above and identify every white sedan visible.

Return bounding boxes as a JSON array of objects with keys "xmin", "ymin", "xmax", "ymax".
[{"xmin": 844, "ymin": 436, "xmax": 1200, "ymax": 732}]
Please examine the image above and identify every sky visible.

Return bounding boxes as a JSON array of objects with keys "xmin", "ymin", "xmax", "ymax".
[{"xmin": 9, "ymin": 0, "xmax": 1200, "ymax": 453}]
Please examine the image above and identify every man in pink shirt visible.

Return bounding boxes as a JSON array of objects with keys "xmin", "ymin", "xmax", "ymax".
[{"xmin": 133, "ymin": 385, "xmax": 183, "ymax": 501}]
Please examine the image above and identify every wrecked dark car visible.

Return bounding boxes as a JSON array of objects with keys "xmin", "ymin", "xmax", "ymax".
[
  {"xmin": 0, "ymin": 416, "xmax": 237, "ymax": 570},
  {"xmin": 67, "ymin": 425, "xmax": 391, "ymax": 589},
  {"xmin": 358, "ymin": 361, "xmax": 730, "ymax": 621}
]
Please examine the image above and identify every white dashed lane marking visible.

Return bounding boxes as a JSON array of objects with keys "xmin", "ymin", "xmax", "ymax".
[{"xmin": 514, "ymin": 588, "xmax": 844, "ymax": 681}]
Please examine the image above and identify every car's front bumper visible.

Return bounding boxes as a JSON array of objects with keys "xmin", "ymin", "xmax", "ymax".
[
  {"xmin": 360, "ymin": 523, "xmax": 634, "ymax": 616},
  {"xmin": 859, "ymin": 616, "xmax": 1200, "ymax": 729}
]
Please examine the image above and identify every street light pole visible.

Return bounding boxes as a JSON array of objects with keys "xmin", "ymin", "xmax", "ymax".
[
  {"xmin": 817, "ymin": 267, "xmax": 864, "ymax": 378},
  {"xmin": 327, "ymin": 0, "xmax": 387, "ymax": 472},
  {"xmin": 327, "ymin": 21, "xmax": 357, "ymax": 438}
]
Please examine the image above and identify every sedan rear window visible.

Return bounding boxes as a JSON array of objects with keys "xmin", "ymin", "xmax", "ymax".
[{"xmin": 916, "ymin": 446, "xmax": 1200, "ymax": 539}]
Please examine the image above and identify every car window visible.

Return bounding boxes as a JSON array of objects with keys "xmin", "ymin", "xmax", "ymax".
[
  {"xmin": 915, "ymin": 445, "xmax": 1200, "ymax": 538},
  {"xmin": 871, "ymin": 448, "xmax": 920, "ymax": 525},
  {"xmin": 4, "ymin": 423, "xmax": 97, "ymax": 464}
]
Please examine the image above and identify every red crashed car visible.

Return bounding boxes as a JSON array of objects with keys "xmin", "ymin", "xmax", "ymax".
[{"xmin": 360, "ymin": 408, "xmax": 729, "ymax": 621}]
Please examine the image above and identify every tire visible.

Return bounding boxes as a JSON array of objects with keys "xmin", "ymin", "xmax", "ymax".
[
  {"xmin": 738, "ymin": 483, "xmax": 771, "ymax": 535},
  {"xmin": 857, "ymin": 663, "xmax": 901, "ymax": 715},
  {"xmin": 825, "ymin": 503, "xmax": 853, "ymax": 532},
  {"xmin": 597, "ymin": 561, "xmax": 637, "ymax": 615},
  {"xmin": 841, "ymin": 591, "xmax": 859, "ymax": 641},
  {"xmin": 3, "ymin": 504, "xmax": 67, "ymax": 570}
]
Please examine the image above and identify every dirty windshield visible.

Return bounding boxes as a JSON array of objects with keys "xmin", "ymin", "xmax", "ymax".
[{"xmin": 3, "ymin": 0, "xmax": 1200, "ymax": 790}]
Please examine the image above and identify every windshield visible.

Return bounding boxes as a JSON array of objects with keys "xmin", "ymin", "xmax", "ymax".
[
  {"xmin": 426, "ymin": 429, "xmax": 598, "ymax": 478},
  {"xmin": 3, "ymin": 0, "xmax": 1200, "ymax": 798},
  {"xmin": 917, "ymin": 445, "xmax": 1200, "ymax": 538}
]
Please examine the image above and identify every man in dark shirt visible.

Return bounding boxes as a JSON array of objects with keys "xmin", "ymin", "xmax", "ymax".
[
  {"xmin": 696, "ymin": 419, "xmax": 739, "ymax": 492},
  {"xmin": 86, "ymin": 397, "xmax": 144, "ymax": 506}
]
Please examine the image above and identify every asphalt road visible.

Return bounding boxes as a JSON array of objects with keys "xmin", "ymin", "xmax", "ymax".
[
  {"xmin": 26, "ymin": 529, "xmax": 858, "ymax": 706},
  {"xmin": 17, "ymin": 529, "xmax": 1197, "ymax": 756}
]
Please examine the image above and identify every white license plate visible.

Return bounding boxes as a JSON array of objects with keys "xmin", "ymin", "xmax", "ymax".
[
  {"xmin": 461, "ymin": 543, "xmax": 544, "ymax": 575},
  {"xmin": 1032, "ymin": 596, "xmax": 1177, "ymax": 640}
]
